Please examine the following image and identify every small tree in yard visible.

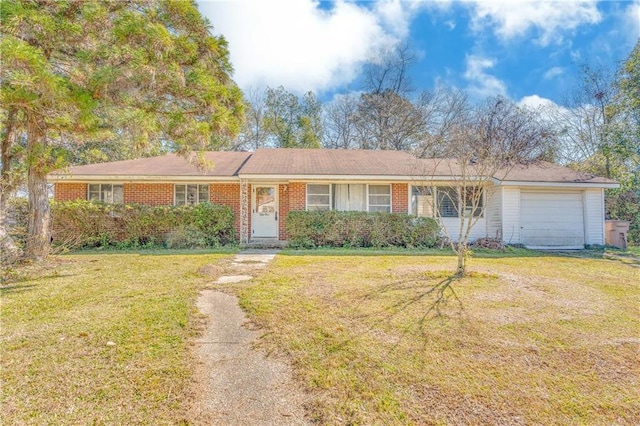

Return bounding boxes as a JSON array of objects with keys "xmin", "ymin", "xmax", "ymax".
[{"xmin": 422, "ymin": 97, "xmax": 555, "ymax": 277}]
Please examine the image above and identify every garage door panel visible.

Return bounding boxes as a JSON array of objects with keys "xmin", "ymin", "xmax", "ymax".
[{"xmin": 521, "ymin": 191, "xmax": 585, "ymax": 248}]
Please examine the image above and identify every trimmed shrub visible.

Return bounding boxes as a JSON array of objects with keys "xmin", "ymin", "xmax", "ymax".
[
  {"xmin": 286, "ymin": 210, "xmax": 439, "ymax": 248},
  {"xmin": 49, "ymin": 200, "xmax": 236, "ymax": 249}
]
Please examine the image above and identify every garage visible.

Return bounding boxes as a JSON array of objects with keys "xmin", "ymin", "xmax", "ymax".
[{"xmin": 520, "ymin": 191, "xmax": 585, "ymax": 248}]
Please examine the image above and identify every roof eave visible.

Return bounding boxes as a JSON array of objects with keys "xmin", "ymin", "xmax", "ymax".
[
  {"xmin": 238, "ymin": 173, "xmax": 485, "ymax": 181},
  {"xmin": 496, "ymin": 180, "xmax": 620, "ymax": 189},
  {"xmin": 47, "ymin": 174, "xmax": 239, "ymax": 182}
]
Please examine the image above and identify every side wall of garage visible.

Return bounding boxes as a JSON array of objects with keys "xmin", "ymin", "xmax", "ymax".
[{"xmin": 583, "ymin": 188, "xmax": 605, "ymax": 246}]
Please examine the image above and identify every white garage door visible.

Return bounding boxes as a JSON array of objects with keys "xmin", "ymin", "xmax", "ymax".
[{"xmin": 521, "ymin": 191, "xmax": 585, "ymax": 248}]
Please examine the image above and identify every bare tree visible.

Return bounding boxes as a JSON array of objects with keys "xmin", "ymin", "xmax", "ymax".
[
  {"xmin": 322, "ymin": 93, "xmax": 359, "ymax": 149},
  {"xmin": 418, "ymin": 97, "xmax": 555, "ymax": 277},
  {"xmin": 362, "ymin": 43, "xmax": 415, "ymax": 96},
  {"xmin": 349, "ymin": 43, "xmax": 428, "ymax": 151},
  {"xmin": 236, "ymin": 86, "xmax": 268, "ymax": 151},
  {"xmin": 354, "ymin": 90, "xmax": 427, "ymax": 150},
  {"xmin": 415, "ymin": 86, "xmax": 472, "ymax": 158},
  {"xmin": 547, "ymin": 63, "xmax": 617, "ymax": 176}
]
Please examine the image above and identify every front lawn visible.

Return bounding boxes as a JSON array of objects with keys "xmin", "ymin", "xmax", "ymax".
[
  {"xmin": 238, "ymin": 253, "xmax": 640, "ymax": 424},
  {"xmin": 1, "ymin": 252, "xmax": 232, "ymax": 424}
]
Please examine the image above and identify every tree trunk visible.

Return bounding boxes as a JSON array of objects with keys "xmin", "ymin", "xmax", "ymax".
[
  {"xmin": 1, "ymin": 107, "xmax": 23, "ymax": 265},
  {"xmin": 455, "ymin": 244, "xmax": 468, "ymax": 278},
  {"xmin": 0, "ymin": 203, "xmax": 21, "ymax": 266},
  {"xmin": 25, "ymin": 117, "xmax": 51, "ymax": 262}
]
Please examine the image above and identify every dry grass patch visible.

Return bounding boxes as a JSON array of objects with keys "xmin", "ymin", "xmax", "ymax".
[
  {"xmin": 238, "ymin": 254, "xmax": 640, "ymax": 425},
  {"xmin": 1, "ymin": 252, "xmax": 232, "ymax": 424}
]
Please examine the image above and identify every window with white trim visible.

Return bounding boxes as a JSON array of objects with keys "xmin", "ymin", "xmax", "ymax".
[
  {"xmin": 333, "ymin": 184, "xmax": 366, "ymax": 211},
  {"xmin": 368, "ymin": 185, "xmax": 391, "ymax": 212},
  {"xmin": 410, "ymin": 185, "xmax": 434, "ymax": 217},
  {"xmin": 435, "ymin": 186, "xmax": 483, "ymax": 218},
  {"xmin": 88, "ymin": 184, "xmax": 123, "ymax": 203},
  {"xmin": 306, "ymin": 184, "xmax": 331, "ymax": 211},
  {"xmin": 305, "ymin": 184, "xmax": 391, "ymax": 213},
  {"xmin": 174, "ymin": 184, "xmax": 209, "ymax": 206}
]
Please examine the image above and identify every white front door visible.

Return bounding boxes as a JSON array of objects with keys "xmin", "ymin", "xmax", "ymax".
[{"xmin": 252, "ymin": 185, "xmax": 278, "ymax": 239}]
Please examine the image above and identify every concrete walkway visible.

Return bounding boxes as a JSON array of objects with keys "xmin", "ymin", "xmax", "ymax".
[{"xmin": 191, "ymin": 250, "xmax": 308, "ymax": 425}]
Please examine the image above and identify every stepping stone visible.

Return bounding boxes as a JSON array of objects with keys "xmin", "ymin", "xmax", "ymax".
[{"xmin": 215, "ymin": 275, "xmax": 253, "ymax": 284}]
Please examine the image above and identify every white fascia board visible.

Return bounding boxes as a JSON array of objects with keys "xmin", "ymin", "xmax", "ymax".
[
  {"xmin": 239, "ymin": 174, "xmax": 480, "ymax": 182},
  {"xmin": 240, "ymin": 174, "xmax": 413, "ymax": 181},
  {"xmin": 497, "ymin": 180, "xmax": 620, "ymax": 189},
  {"xmin": 48, "ymin": 175, "xmax": 240, "ymax": 182}
]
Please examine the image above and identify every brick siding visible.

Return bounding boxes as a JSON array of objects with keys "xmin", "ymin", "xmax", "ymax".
[
  {"xmin": 278, "ymin": 184, "xmax": 289, "ymax": 240},
  {"xmin": 54, "ymin": 180, "xmax": 412, "ymax": 242},
  {"xmin": 210, "ymin": 183, "xmax": 241, "ymax": 239},
  {"xmin": 54, "ymin": 183, "xmax": 87, "ymax": 201},
  {"xmin": 288, "ymin": 182, "xmax": 306, "ymax": 211},
  {"xmin": 124, "ymin": 183, "xmax": 174, "ymax": 205},
  {"xmin": 392, "ymin": 183, "xmax": 408, "ymax": 213}
]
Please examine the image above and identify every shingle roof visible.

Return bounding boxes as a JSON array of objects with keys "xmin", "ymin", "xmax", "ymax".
[
  {"xmin": 495, "ymin": 161, "xmax": 617, "ymax": 184},
  {"xmin": 238, "ymin": 148, "xmax": 418, "ymax": 176},
  {"xmin": 414, "ymin": 159, "xmax": 618, "ymax": 184},
  {"xmin": 48, "ymin": 149, "xmax": 618, "ymax": 186},
  {"xmin": 50, "ymin": 152, "xmax": 252, "ymax": 177}
]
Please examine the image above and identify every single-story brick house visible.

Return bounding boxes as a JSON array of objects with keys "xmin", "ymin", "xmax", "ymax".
[{"xmin": 48, "ymin": 148, "xmax": 618, "ymax": 249}]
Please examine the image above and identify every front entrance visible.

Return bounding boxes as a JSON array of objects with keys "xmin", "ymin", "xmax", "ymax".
[{"xmin": 252, "ymin": 185, "xmax": 278, "ymax": 239}]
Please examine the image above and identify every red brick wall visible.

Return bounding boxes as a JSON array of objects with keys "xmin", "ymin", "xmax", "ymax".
[
  {"xmin": 278, "ymin": 184, "xmax": 289, "ymax": 240},
  {"xmin": 210, "ymin": 183, "xmax": 241, "ymax": 238},
  {"xmin": 124, "ymin": 183, "xmax": 173, "ymax": 205},
  {"xmin": 288, "ymin": 182, "xmax": 306, "ymax": 211},
  {"xmin": 54, "ymin": 183, "xmax": 87, "ymax": 201},
  {"xmin": 392, "ymin": 183, "xmax": 408, "ymax": 213}
]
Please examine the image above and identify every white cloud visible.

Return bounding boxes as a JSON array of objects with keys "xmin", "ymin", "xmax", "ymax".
[
  {"xmin": 198, "ymin": 0, "xmax": 420, "ymax": 94},
  {"xmin": 463, "ymin": 55, "xmax": 507, "ymax": 99},
  {"xmin": 469, "ymin": 1, "xmax": 601, "ymax": 46},
  {"xmin": 518, "ymin": 94, "xmax": 557, "ymax": 109},
  {"xmin": 621, "ymin": 1, "xmax": 640, "ymax": 45},
  {"xmin": 543, "ymin": 66, "xmax": 565, "ymax": 80}
]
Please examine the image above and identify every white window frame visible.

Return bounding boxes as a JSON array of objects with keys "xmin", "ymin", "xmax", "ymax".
[
  {"xmin": 367, "ymin": 184, "xmax": 391, "ymax": 213},
  {"xmin": 429, "ymin": 186, "xmax": 484, "ymax": 218},
  {"xmin": 174, "ymin": 184, "xmax": 210, "ymax": 206},
  {"xmin": 305, "ymin": 183, "xmax": 392, "ymax": 213},
  {"xmin": 306, "ymin": 184, "xmax": 332, "ymax": 211},
  {"xmin": 410, "ymin": 185, "xmax": 434, "ymax": 217},
  {"xmin": 88, "ymin": 183, "xmax": 124, "ymax": 204}
]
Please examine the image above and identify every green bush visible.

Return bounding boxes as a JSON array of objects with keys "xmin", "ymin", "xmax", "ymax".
[
  {"xmin": 49, "ymin": 200, "xmax": 236, "ymax": 249},
  {"xmin": 286, "ymin": 210, "xmax": 439, "ymax": 249}
]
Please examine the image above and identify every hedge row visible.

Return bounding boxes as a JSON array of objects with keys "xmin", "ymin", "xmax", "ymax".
[
  {"xmin": 8, "ymin": 199, "xmax": 236, "ymax": 249},
  {"xmin": 286, "ymin": 210, "xmax": 440, "ymax": 248}
]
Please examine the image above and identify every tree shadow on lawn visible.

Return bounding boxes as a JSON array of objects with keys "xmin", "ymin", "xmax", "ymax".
[
  {"xmin": 282, "ymin": 246, "xmax": 548, "ymax": 259},
  {"xmin": 0, "ymin": 284, "xmax": 37, "ymax": 295},
  {"xmin": 351, "ymin": 274, "xmax": 466, "ymax": 348},
  {"xmin": 61, "ymin": 247, "xmax": 239, "ymax": 256}
]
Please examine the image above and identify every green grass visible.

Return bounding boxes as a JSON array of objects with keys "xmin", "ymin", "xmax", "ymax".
[
  {"xmin": 1, "ymin": 252, "xmax": 232, "ymax": 424},
  {"xmin": 237, "ymin": 253, "xmax": 640, "ymax": 425}
]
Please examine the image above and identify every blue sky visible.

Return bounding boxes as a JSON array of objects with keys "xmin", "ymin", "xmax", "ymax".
[{"xmin": 198, "ymin": 0, "xmax": 639, "ymax": 107}]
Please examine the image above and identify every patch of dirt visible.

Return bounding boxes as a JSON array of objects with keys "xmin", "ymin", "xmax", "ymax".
[
  {"xmin": 473, "ymin": 272, "xmax": 609, "ymax": 325},
  {"xmin": 197, "ymin": 264, "xmax": 225, "ymax": 280}
]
